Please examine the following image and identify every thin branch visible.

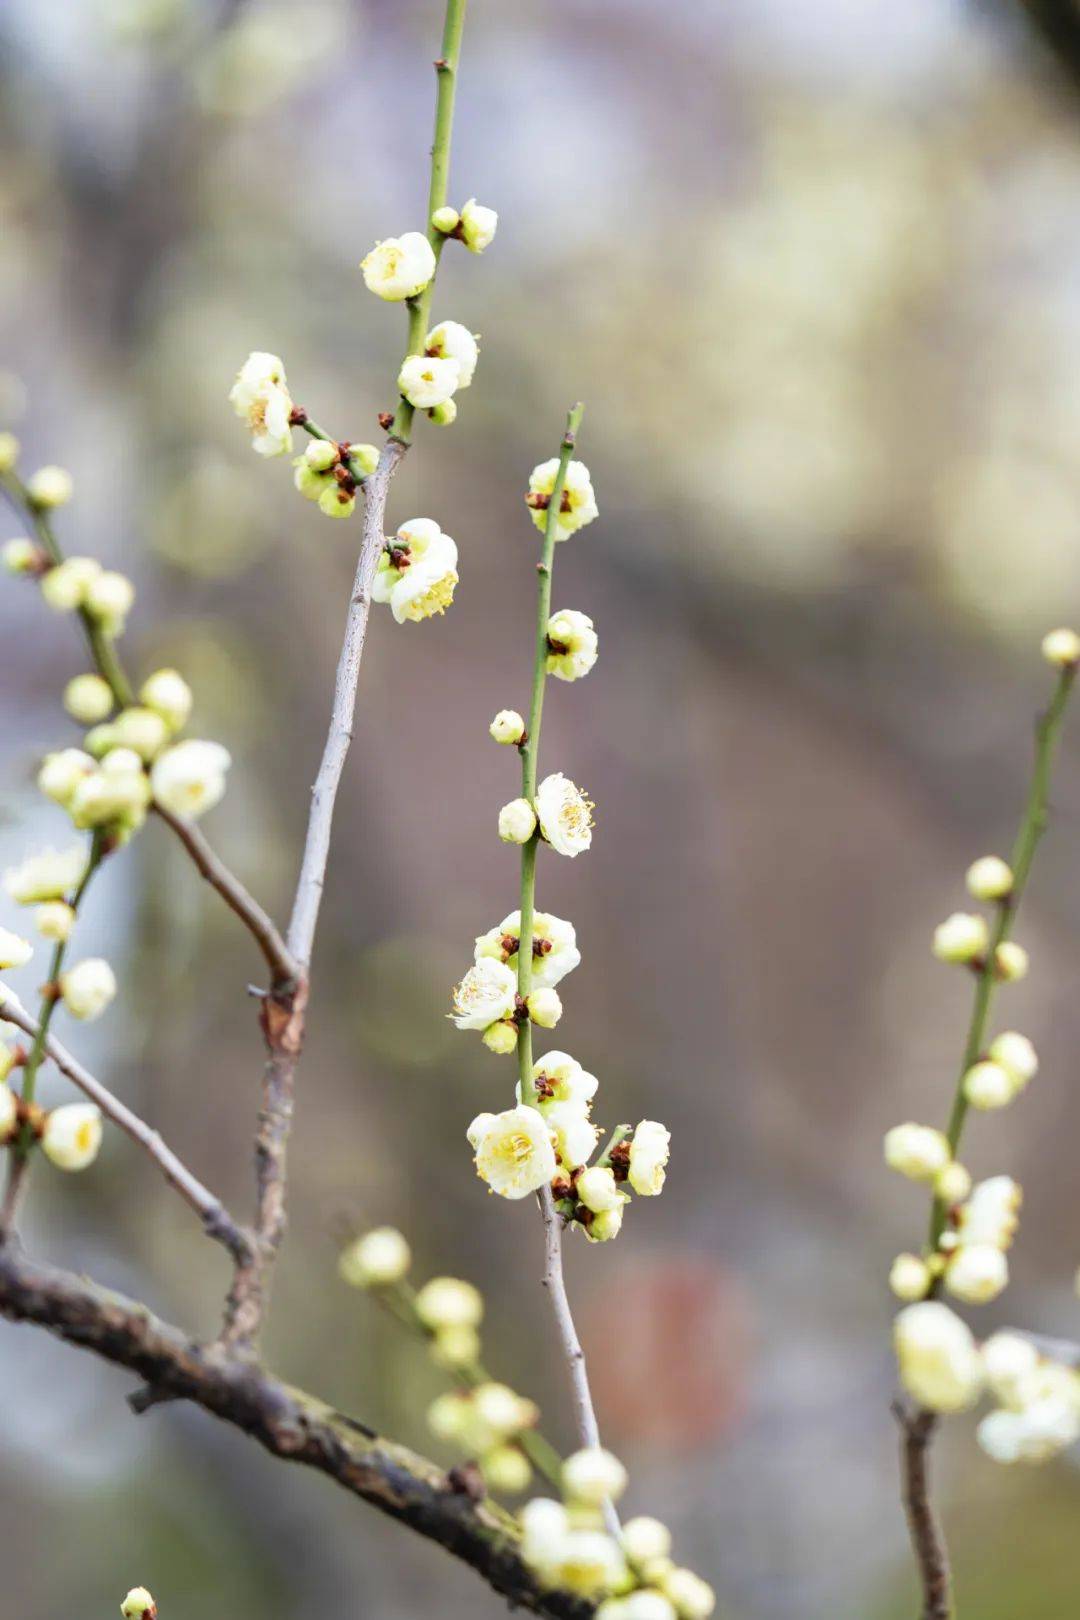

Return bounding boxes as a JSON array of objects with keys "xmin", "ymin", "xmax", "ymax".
[
  {"xmin": 0, "ymin": 991, "xmax": 252, "ymax": 1267},
  {"xmin": 893, "ymin": 1404, "xmax": 952, "ymax": 1620},
  {"xmin": 153, "ymin": 805, "xmax": 298, "ymax": 988},
  {"xmin": 539, "ymin": 1188, "xmax": 619, "ymax": 1536},
  {"xmin": 0, "ymin": 1245, "xmax": 594, "ymax": 1620}
]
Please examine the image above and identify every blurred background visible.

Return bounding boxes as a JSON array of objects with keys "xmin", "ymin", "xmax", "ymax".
[{"xmin": 4, "ymin": 0, "xmax": 1080, "ymax": 1615}]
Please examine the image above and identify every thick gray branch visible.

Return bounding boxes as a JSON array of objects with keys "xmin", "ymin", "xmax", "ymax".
[{"xmin": 0, "ymin": 1245, "xmax": 592, "ymax": 1620}]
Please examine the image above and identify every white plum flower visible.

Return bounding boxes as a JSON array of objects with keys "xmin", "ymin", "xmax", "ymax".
[
  {"xmin": 451, "ymin": 958, "xmax": 518, "ymax": 1030},
  {"xmin": 459, "ymin": 198, "xmax": 498, "ymax": 253},
  {"xmin": 42, "ymin": 1103, "xmax": 103, "ymax": 1170},
  {"xmin": 576, "ymin": 1165, "xmax": 623, "ymax": 1214},
  {"xmin": 978, "ymin": 1400, "xmax": 1080, "ymax": 1465},
  {"xmin": 4, "ymin": 845, "xmax": 89, "ymax": 905},
  {"xmin": 361, "ymin": 232, "xmax": 436, "ymax": 300},
  {"xmin": 536, "ymin": 772, "xmax": 594, "ymax": 858},
  {"xmin": 150, "ymin": 740, "xmax": 231, "ymax": 819},
  {"xmin": 545, "ymin": 1100, "xmax": 598, "ymax": 1170},
  {"xmin": 474, "ymin": 908, "xmax": 580, "ymax": 989},
  {"xmin": 546, "ymin": 609, "xmax": 598, "ymax": 682},
  {"xmin": 944, "ymin": 1243, "xmax": 1009, "ymax": 1304},
  {"xmin": 528, "ymin": 458, "xmax": 598, "ymax": 542},
  {"xmin": 228, "ymin": 352, "xmax": 294, "ymax": 457},
  {"xmin": 893, "ymin": 1301, "xmax": 984, "ymax": 1412},
  {"xmin": 628, "ymin": 1119, "xmax": 670, "ymax": 1196},
  {"xmin": 551, "ymin": 1532, "xmax": 628, "ymax": 1597},
  {"xmin": 981, "ymin": 1333, "xmax": 1040, "ymax": 1405},
  {"xmin": 525, "ymin": 1050, "xmax": 598, "ymax": 1109},
  {"xmin": 59, "ymin": 958, "xmax": 117, "ymax": 1021},
  {"xmin": 372, "ymin": 518, "xmax": 458, "ymax": 624},
  {"xmin": 426, "ymin": 321, "xmax": 479, "ymax": 387},
  {"xmin": 397, "ymin": 353, "xmax": 461, "ymax": 410},
  {"xmin": 468, "ymin": 1105, "xmax": 557, "ymax": 1199},
  {"xmin": 956, "ymin": 1175, "xmax": 1022, "ymax": 1250},
  {"xmin": 0, "ymin": 928, "xmax": 32, "ymax": 970}
]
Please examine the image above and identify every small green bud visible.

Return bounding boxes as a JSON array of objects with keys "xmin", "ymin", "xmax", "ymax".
[
  {"xmin": 304, "ymin": 438, "xmax": 339, "ymax": 472},
  {"xmin": 64, "ymin": 673, "xmax": 115, "ymax": 725},
  {"xmin": 0, "ymin": 431, "xmax": 20, "ymax": 473},
  {"xmin": 431, "ymin": 205, "xmax": 460, "ymax": 235},
  {"xmin": 121, "ymin": 1589, "xmax": 157, "ymax": 1620},
  {"xmin": 318, "ymin": 484, "xmax": 355, "ymax": 520}
]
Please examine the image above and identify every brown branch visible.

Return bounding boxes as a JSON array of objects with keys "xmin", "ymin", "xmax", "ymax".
[
  {"xmin": 0, "ymin": 991, "xmax": 252, "ymax": 1268},
  {"xmin": 152, "ymin": 806, "xmax": 298, "ymax": 990},
  {"xmin": 893, "ymin": 1403, "xmax": 953, "ymax": 1620},
  {"xmin": 0, "ymin": 1244, "xmax": 592, "ymax": 1620},
  {"xmin": 224, "ymin": 439, "xmax": 406, "ymax": 1350}
]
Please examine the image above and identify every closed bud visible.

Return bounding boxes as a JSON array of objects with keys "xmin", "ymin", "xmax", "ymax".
[
  {"xmin": 563, "ymin": 1447, "xmax": 628, "ymax": 1506},
  {"xmin": 113, "ymin": 707, "xmax": 169, "ymax": 762},
  {"xmin": 84, "ymin": 570, "xmax": 135, "ymax": 631},
  {"xmin": 490, "ymin": 709, "xmax": 525, "ymax": 745},
  {"xmin": 932, "ymin": 912, "xmax": 989, "ymax": 964},
  {"xmin": 120, "ymin": 1590, "xmax": 156, "ymax": 1620},
  {"xmin": 963, "ymin": 1060, "xmax": 1016, "ymax": 1111},
  {"xmin": 482, "ymin": 1445, "xmax": 531, "ymax": 1494},
  {"xmin": 431, "ymin": 205, "xmax": 460, "ymax": 234},
  {"xmin": 429, "ymin": 398, "xmax": 458, "ymax": 426},
  {"xmin": 34, "ymin": 901, "xmax": 75, "ymax": 942},
  {"xmin": 894, "ymin": 1301, "xmax": 984, "ymax": 1412},
  {"xmin": 40, "ymin": 557, "xmax": 101, "ymax": 613},
  {"xmin": 621, "ymin": 1517, "xmax": 672, "ymax": 1566},
  {"xmin": 27, "ymin": 464, "xmax": 73, "ymax": 507},
  {"xmin": 0, "ymin": 925, "xmax": 33, "ymax": 970},
  {"xmin": 499, "ymin": 798, "xmax": 537, "ymax": 844},
  {"xmin": 966, "ymin": 855, "xmax": 1013, "ymax": 901},
  {"xmin": 59, "ymin": 957, "xmax": 117, "ymax": 1021},
  {"xmin": 318, "ymin": 484, "xmax": 356, "ymax": 519},
  {"xmin": 1042, "ymin": 627, "xmax": 1080, "ymax": 668},
  {"xmin": 140, "ymin": 668, "xmax": 193, "ymax": 732},
  {"xmin": 430, "ymin": 1323, "xmax": 482, "ymax": 1369},
  {"xmin": 459, "ymin": 198, "xmax": 498, "ymax": 254},
  {"xmin": 945, "ymin": 1243, "xmax": 1009, "ymax": 1304},
  {"xmin": 995, "ymin": 941, "xmax": 1029, "ymax": 982},
  {"xmin": 482, "ymin": 1020, "xmax": 518, "ymax": 1055},
  {"xmin": 338, "ymin": 1226, "xmax": 411, "ymax": 1288},
  {"xmin": 527, "ymin": 987, "xmax": 562, "ymax": 1029},
  {"xmin": 37, "ymin": 748, "xmax": 95, "ymax": 806},
  {"xmin": 587, "ymin": 1201, "xmax": 627, "ymax": 1243},
  {"xmin": 415, "ymin": 1275, "xmax": 483, "ymax": 1331},
  {"xmin": 883, "ymin": 1123, "xmax": 951, "ymax": 1181},
  {"xmin": 2, "ymin": 537, "xmax": 37, "ymax": 574},
  {"xmin": 662, "ymin": 1570, "xmax": 716, "ymax": 1620},
  {"xmin": 576, "ymin": 1165, "xmax": 622, "ymax": 1214},
  {"xmin": 64, "ymin": 673, "xmax": 114, "ymax": 724},
  {"xmin": 934, "ymin": 1161, "xmax": 972, "ymax": 1204},
  {"xmin": 350, "ymin": 444, "xmax": 380, "ymax": 478},
  {"xmin": 304, "ymin": 438, "xmax": 339, "ymax": 472},
  {"xmin": 0, "ymin": 431, "xmax": 19, "ymax": 473},
  {"xmin": 889, "ymin": 1253, "xmax": 931, "ymax": 1302},
  {"xmin": 988, "ymin": 1031, "xmax": 1038, "ymax": 1087}
]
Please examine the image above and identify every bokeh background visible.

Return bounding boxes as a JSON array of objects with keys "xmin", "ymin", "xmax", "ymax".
[{"xmin": 4, "ymin": 0, "xmax": 1080, "ymax": 1615}]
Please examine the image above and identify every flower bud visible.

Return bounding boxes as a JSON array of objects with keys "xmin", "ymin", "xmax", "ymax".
[
  {"xmin": 2, "ymin": 537, "xmax": 37, "ymax": 573},
  {"xmin": 27, "ymin": 464, "xmax": 73, "ymax": 507},
  {"xmin": 934, "ymin": 1161, "xmax": 972, "ymax": 1204},
  {"xmin": 84, "ymin": 570, "xmax": 135, "ymax": 630},
  {"xmin": 431, "ymin": 205, "xmax": 460, "ymax": 234},
  {"xmin": 0, "ymin": 1046, "xmax": 13, "ymax": 1086},
  {"xmin": 120, "ymin": 1589, "xmax": 157, "ymax": 1620},
  {"xmin": 883, "ymin": 1122, "xmax": 950, "ymax": 1182},
  {"xmin": 889, "ymin": 1253, "xmax": 931, "ymax": 1302},
  {"xmin": 963, "ymin": 1060, "xmax": 1016, "ymax": 1111},
  {"xmin": 662, "ymin": 1570, "xmax": 716, "ymax": 1620},
  {"xmin": 945, "ymin": 1243, "xmax": 1008, "ymax": 1304},
  {"xmin": 988, "ymin": 1031, "xmax": 1038, "ymax": 1087},
  {"xmin": 482, "ymin": 1020, "xmax": 518, "ymax": 1055},
  {"xmin": 1042, "ymin": 627, "xmax": 1080, "ymax": 668},
  {"xmin": 42, "ymin": 1102, "xmax": 103, "ymax": 1170},
  {"xmin": 576, "ymin": 1165, "xmax": 622, "ymax": 1214},
  {"xmin": 995, "ymin": 941, "xmax": 1029, "ymax": 982},
  {"xmin": 350, "ymin": 444, "xmax": 380, "ymax": 478},
  {"xmin": 893, "ymin": 1301, "xmax": 984, "ymax": 1412},
  {"xmin": 0, "ymin": 1082, "xmax": 16, "ymax": 1140},
  {"xmin": 965, "ymin": 855, "xmax": 1013, "ymax": 901},
  {"xmin": 38, "ymin": 748, "xmax": 95, "ymax": 806},
  {"xmin": 304, "ymin": 438, "xmax": 339, "ymax": 472},
  {"xmin": 429, "ymin": 399, "xmax": 458, "ymax": 426},
  {"xmin": 83, "ymin": 724, "xmax": 119, "ymax": 759},
  {"xmin": 59, "ymin": 958, "xmax": 117, "ymax": 1021},
  {"xmin": 982, "ymin": 1332, "xmax": 1039, "ymax": 1403},
  {"xmin": 150, "ymin": 739, "xmax": 231, "ymax": 819},
  {"xmin": 563, "ymin": 1447, "xmax": 628, "ymax": 1506},
  {"xmin": 112, "ymin": 707, "xmax": 169, "ymax": 762},
  {"xmin": 427, "ymin": 1391, "xmax": 471, "ymax": 1442},
  {"xmin": 430, "ymin": 1323, "xmax": 482, "ymax": 1369},
  {"xmin": 361, "ymin": 231, "xmax": 436, "ymax": 301},
  {"xmin": 64, "ymin": 673, "xmax": 114, "ymax": 724},
  {"xmin": 587, "ymin": 1201, "xmax": 627, "ymax": 1243},
  {"xmin": 490, "ymin": 709, "xmax": 526, "ymax": 745},
  {"xmin": 40, "ymin": 557, "xmax": 100, "ymax": 612},
  {"xmin": 0, "ymin": 926, "xmax": 33, "ymax": 970},
  {"xmin": 460, "ymin": 198, "xmax": 498, "ymax": 253},
  {"xmin": 414, "ymin": 1275, "xmax": 483, "ymax": 1331},
  {"xmin": 621, "ymin": 1517, "xmax": 672, "ymax": 1566},
  {"xmin": 338, "ymin": 1226, "xmax": 411, "ymax": 1288},
  {"xmin": 472, "ymin": 1382, "xmax": 538, "ymax": 1437},
  {"xmin": 932, "ymin": 912, "xmax": 988, "ymax": 964},
  {"xmin": 482, "ymin": 1444, "xmax": 531, "ymax": 1494},
  {"xmin": 140, "ymin": 668, "xmax": 193, "ymax": 732},
  {"xmin": 398, "ymin": 354, "xmax": 460, "ymax": 410},
  {"xmin": 34, "ymin": 901, "xmax": 75, "ymax": 942},
  {"xmin": 318, "ymin": 484, "xmax": 356, "ymax": 519},
  {"xmin": 0, "ymin": 431, "xmax": 19, "ymax": 473},
  {"xmin": 499, "ymin": 798, "xmax": 537, "ymax": 844},
  {"xmin": 527, "ymin": 987, "xmax": 562, "ymax": 1028}
]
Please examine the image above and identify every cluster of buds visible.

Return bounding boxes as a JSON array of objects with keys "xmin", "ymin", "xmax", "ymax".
[
  {"xmin": 520, "ymin": 1451, "xmax": 715, "ymax": 1617},
  {"xmin": 887, "ymin": 628, "xmax": 1080, "ymax": 1470},
  {"xmin": 293, "ymin": 435, "xmax": 379, "ymax": 521},
  {"xmin": 338, "ymin": 1227, "xmax": 539, "ymax": 1493}
]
